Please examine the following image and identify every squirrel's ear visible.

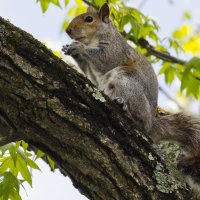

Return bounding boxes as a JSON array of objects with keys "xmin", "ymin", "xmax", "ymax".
[
  {"xmin": 99, "ymin": 3, "xmax": 110, "ymax": 23},
  {"xmin": 87, "ymin": 6, "xmax": 95, "ymax": 13}
]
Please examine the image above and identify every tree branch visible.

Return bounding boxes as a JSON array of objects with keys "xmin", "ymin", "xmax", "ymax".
[
  {"xmin": 82, "ymin": 0, "xmax": 98, "ymax": 9},
  {"xmin": 129, "ymin": 37, "xmax": 187, "ymax": 65},
  {"xmin": 0, "ymin": 16, "xmax": 195, "ymax": 200}
]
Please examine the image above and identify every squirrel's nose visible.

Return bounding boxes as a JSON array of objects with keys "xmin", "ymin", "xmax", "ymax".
[{"xmin": 66, "ymin": 28, "xmax": 72, "ymax": 36}]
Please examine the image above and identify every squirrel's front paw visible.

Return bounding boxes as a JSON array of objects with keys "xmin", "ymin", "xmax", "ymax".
[
  {"xmin": 62, "ymin": 41, "xmax": 85, "ymax": 56},
  {"xmin": 62, "ymin": 44, "xmax": 70, "ymax": 55}
]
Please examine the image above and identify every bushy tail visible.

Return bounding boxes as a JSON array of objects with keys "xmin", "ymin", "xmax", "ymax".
[{"xmin": 150, "ymin": 113, "xmax": 200, "ymax": 185}]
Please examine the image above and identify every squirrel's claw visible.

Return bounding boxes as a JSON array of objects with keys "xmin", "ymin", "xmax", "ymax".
[
  {"xmin": 114, "ymin": 97, "xmax": 128, "ymax": 112},
  {"xmin": 62, "ymin": 42, "xmax": 85, "ymax": 56}
]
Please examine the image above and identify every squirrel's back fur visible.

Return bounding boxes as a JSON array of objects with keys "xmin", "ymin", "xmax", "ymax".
[{"xmin": 63, "ymin": 3, "xmax": 200, "ymax": 188}]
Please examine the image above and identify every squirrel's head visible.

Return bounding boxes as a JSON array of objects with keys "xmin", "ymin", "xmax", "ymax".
[{"xmin": 66, "ymin": 3, "xmax": 110, "ymax": 45}]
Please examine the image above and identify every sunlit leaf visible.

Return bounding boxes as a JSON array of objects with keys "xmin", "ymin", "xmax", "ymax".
[
  {"xmin": 9, "ymin": 145, "xmax": 19, "ymax": 167},
  {"xmin": 173, "ymin": 25, "xmax": 192, "ymax": 39},
  {"xmin": 0, "ymin": 157, "xmax": 14, "ymax": 174},
  {"xmin": 35, "ymin": 150, "xmax": 45, "ymax": 160},
  {"xmin": 27, "ymin": 158, "xmax": 40, "ymax": 171},
  {"xmin": 168, "ymin": 38, "xmax": 182, "ymax": 55},
  {"xmin": 51, "ymin": 0, "xmax": 61, "ymax": 7},
  {"xmin": 21, "ymin": 141, "xmax": 28, "ymax": 153},
  {"xmin": 16, "ymin": 155, "xmax": 32, "ymax": 187},
  {"xmin": 40, "ymin": 0, "xmax": 50, "ymax": 13},
  {"xmin": 0, "ymin": 143, "xmax": 13, "ymax": 156},
  {"xmin": 186, "ymin": 57, "xmax": 200, "ymax": 71},
  {"xmin": 47, "ymin": 156, "xmax": 55, "ymax": 171},
  {"xmin": 93, "ymin": 0, "xmax": 105, "ymax": 6},
  {"xmin": 183, "ymin": 35, "xmax": 200, "ymax": 55},
  {"xmin": 0, "ymin": 172, "xmax": 21, "ymax": 200},
  {"xmin": 179, "ymin": 57, "xmax": 200, "ymax": 98}
]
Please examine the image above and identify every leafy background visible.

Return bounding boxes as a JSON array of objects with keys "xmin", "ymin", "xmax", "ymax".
[
  {"xmin": 37, "ymin": 0, "xmax": 200, "ymax": 99},
  {"xmin": 0, "ymin": 0, "xmax": 200, "ymax": 199}
]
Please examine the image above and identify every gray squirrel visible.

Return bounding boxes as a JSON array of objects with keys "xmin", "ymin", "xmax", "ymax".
[{"xmin": 62, "ymin": 3, "xmax": 200, "ymax": 186}]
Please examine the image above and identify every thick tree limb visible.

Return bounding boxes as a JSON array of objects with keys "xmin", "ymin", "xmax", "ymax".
[{"xmin": 0, "ymin": 17, "xmax": 195, "ymax": 200}]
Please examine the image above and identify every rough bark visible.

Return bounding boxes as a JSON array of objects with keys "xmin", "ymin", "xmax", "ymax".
[{"xmin": 0, "ymin": 17, "xmax": 195, "ymax": 200}]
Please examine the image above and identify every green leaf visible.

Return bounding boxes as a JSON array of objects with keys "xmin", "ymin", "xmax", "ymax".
[
  {"xmin": 93, "ymin": 0, "xmax": 107, "ymax": 6},
  {"xmin": 51, "ymin": 0, "xmax": 61, "ymax": 7},
  {"xmin": 149, "ymin": 31, "xmax": 158, "ymax": 43},
  {"xmin": 120, "ymin": 15, "xmax": 130, "ymax": 31},
  {"xmin": 0, "ymin": 143, "xmax": 13, "ymax": 156},
  {"xmin": 21, "ymin": 141, "xmax": 28, "ymax": 153},
  {"xmin": 75, "ymin": 0, "xmax": 83, "ymax": 7},
  {"xmin": 47, "ymin": 156, "xmax": 55, "ymax": 171},
  {"xmin": 180, "ymin": 57, "xmax": 200, "ymax": 98},
  {"xmin": 186, "ymin": 56, "xmax": 200, "ymax": 71},
  {"xmin": 0, "ymin": 141, "xmax": 41, "ymax": 200},
  {"xmin": 40, "ymin": 0, "xmax": 50, "ymax": 13},
  {"xmin": 16, "ymin": 155, "xmax": 32, "ymax": 187},
  {"xmin": 168, "ymin": 38, "xmax": 181, "ymax": 55},
  {"xmin": 165, "ymin": 66, "xmax": 176, "ymax": 84},
  {"xmin": 10, "ymin": 189, "xmax": 22, "ymax": 200},
  {"xmin": 0, "ymin": 172, "xmax": 21, "ymax": 200},
  {"xmin": 35, "ymin": 150, "xmax": 45, "ymax": 160},
  {"xmin": 129, "ymin": 17, "xmax": 141, "ymax": 39},
  {"xmin": 181, "ymin": 73, "xmax": 200, "ymax": 98},
  {"xmin": 159, "ymin": 62, "xmax": 176, "ymax": 84},
  {"xmin": 0, "ymin": 157, "xmax": 14, "ymax": 174},
  {"xmin": 27, "ymin": 158, "xmax": 40, "ymax": 171},
  {"xmin": 9, "ymin": 145, "xmax": 17, "ymax": 166},
  {"xmin": 173, "ymin": 25, "xmax": 192, "ymax": 40},
  {"xmin": 149, "ymin": 18, "xmax": 159, "ymax": 31},
  {"xmin": 15, "ymin": 141, "xmax": 21, "ymax": 150}
]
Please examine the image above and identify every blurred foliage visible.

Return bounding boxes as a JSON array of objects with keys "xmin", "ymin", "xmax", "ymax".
[
  {"xmin": 0, "ymin": 141, "xmax": 55, "ymax": 200},
  {"xmin": 0, "ymin": 141, "xmax": 40, "ymax": 200},
  {"xmin": 38, "ymin": 0, "xmax": 200, "ymax": 99},
  {"xmin": 171, "ymin": 13, "xmax": 200, "ymax": 98},
  {"xmin": 36, "ymin": 0, "xmax": 61, "ymax": 12},
  {"xmin": 36, "ymin": 0, "xmax": 200, "ymax": 99}
]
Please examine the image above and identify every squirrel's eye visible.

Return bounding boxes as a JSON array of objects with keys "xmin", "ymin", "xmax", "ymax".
[{"xmin": 85, "ymin": 16, "xmax": 93, "ymax": 23}]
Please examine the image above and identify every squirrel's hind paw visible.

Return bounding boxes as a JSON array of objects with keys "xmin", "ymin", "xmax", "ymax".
[
  {"xmin": 113, "ymin": 97, "xmax": 132, "ymax": 119},
  {"xmin": 114, "ymin": 97, "xmax": 128, "ymax": 112}
]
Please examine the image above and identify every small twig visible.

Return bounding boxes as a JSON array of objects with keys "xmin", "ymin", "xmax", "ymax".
[
  {"xmin": 135, "ymin": 39, "xmax": 200, "ymax": 81},
  {"xmin": 159, "ymin": 86, "xmax": 183, "ymax": 110},
  {"xmin": 122, "ymin": 32, "xmax": 186, "ymax": 65},
  {"xmin": 126, "ymin": 34, "xmax": 187, "ymax": 65},
  {"xmin": 82, "ymin": 0, "xmax": 98, "ymax": 9},
  {"xmin": 122, "ymin": 33, "xmax": 187, "ymax": 65}
]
